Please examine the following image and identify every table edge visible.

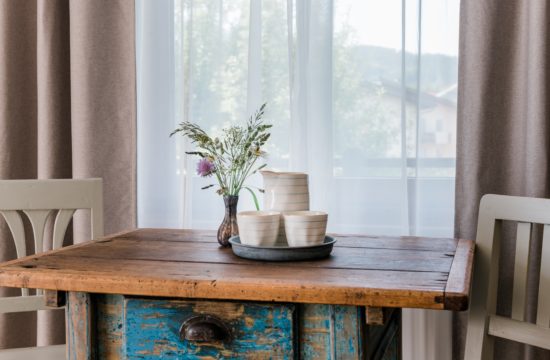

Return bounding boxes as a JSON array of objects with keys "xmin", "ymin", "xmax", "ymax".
[
  {"xmin": 443, "ymin": 238, "xmax": 475, "ymax": 311},
  {"xmin": 0, "ymin": 266, "xmax": 446, "ymax": 309}
]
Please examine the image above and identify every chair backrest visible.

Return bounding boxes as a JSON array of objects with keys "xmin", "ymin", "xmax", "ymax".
[
  {"xmin": 0, "ymin": 179, "xmax": 103, "ymax": 313},
  {"xmin": 465, "ymin": 194, "xmax": 550, "ymax": 359}
]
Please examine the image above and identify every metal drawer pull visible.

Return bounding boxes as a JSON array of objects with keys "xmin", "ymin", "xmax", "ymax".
[{"xmin": 179, "ymin": 315, "xmax": 232, "ymax": 343}]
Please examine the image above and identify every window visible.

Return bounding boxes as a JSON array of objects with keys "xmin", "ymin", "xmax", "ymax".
[{"xmin": 137, "ymin": 0, "xmax": 459, "ymax": 237}]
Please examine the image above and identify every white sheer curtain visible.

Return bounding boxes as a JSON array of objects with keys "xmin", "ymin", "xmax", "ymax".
[{"xmin": 136, "ymin": 0, "xmax": 459, "ymax": 359}]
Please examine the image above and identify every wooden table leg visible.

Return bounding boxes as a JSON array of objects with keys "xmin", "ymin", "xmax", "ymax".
[{"xmin": 66, "ymin": 292, "xmax": 95, "ymax": 360}]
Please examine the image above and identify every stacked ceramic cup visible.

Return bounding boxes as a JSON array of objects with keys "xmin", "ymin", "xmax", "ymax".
[
  {"xmin": 236, "ymin": 170, "xmax": 328, "ymax": 248},
  {"xmin": 260, "ymin": 171, "xmax": 310, "ymax": 246},
  {"xmin": 236, "ymin": 211, "xmax": 281, "ymax": 246},
  {"xmin": 282, "ymin": 211, "xmax": 328, "ymax": 247}
]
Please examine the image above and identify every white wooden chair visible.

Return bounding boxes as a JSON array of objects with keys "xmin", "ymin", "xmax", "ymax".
[
  {"xmin": 0, "ymin": 179, "xmax": 103, "ymax": 360},
  {"xmin": 465, "ymin": 194, "xmax": 550, "ymax": 359}
]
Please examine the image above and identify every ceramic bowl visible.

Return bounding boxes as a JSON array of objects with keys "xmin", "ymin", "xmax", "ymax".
[
  {"xmin": 283, "ymin": 211, "xmax": 328, "ymax": 247},
  {"xmin": 237, "ymin": 211, "xmax": 281, "ymax": 247}
]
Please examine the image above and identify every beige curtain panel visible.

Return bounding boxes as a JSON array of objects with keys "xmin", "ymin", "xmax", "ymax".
[
  {"xmin": 0, "ymin": 0, "xmax": 136, "ymax": 349},
  {"xmin": 455, "ymin": 0, "xmax": 550, "ymax": 359}
]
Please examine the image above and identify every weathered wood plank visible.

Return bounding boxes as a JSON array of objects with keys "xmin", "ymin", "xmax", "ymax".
[
  {"xmin": 116, "ymin": 228, "xmax": 459, "ymax": 252},
  {"xmin": 0, "ymin": 228, "xmax": 135, "ymax": 267},
  {"xmin": 299, "ymin": 304, "xmax": 364, "ymax": 359},
  {"xmin": 124, "ymin": 297, "xmax": 295, "ymax": 358},
  {"xmin": 299, "ymin": 304, "xmax": 332, "ymax": 358},
  {"xmin": 66, "ymin": 292, "xmax": 95, "ymax": 360},
  {"xmin": 366, "ymin": 307, "xmax": 392, "ymax": 326},
  {"xmin": 443, "ymin": 239, "xmax": 475, "ymax": 310},
  {"xmin": 0, "ymin": 255, "xmax": 447, "ymax": 309},
  {"xmin": 333, "ymin": 305, "xmax": 365, "ymax": 359},
  {"xmin": 95, "ymin": 294, "xmax": 124, "ymax": 359},
  {"xmin": 0, "ymin": 228, "xmax": 472, "ymax": 310},
  {"xmin": 60, "ymin": 238, "xmax": 454, "ymax": 273},
  {"xmin": 334, "ymin": 234, "xmax": 458, "ymax": 252},
  {"xmin": 44, "ymin": 290, "xmax": 65, "ymax": 308}
]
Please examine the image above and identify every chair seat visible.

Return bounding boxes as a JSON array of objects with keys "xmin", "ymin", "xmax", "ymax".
[{"xmin": 0, "ymin": 344, "xmax": 65, "ymax": 360}]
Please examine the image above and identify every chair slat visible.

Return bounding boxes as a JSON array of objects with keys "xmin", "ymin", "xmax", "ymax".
[
  {"xmin": 0, "ymin": 179, "xmax": 102, "ymax": 210},
  {"xmin": 488, "ymin": 315, "xmax": 550, "ymax": 350},
  {"xmin": 0, "ymin": 211, "xmax": 26, "ymax": 258},
  {"xmin": 0, "ymin": 211, "xmax": 29, "ymax": 297},
  {"xmin": 467, "ymin": 195, "xmax": 550, "ymax": 359},
  {"xmin": 512, "ymin": 222, "xmax": 531, "ymax": 321},
  {"xmin": 53, "ymin": 209, "xmax": 76, "ymax": 250},
  {"xmin": 22, "ymin": 210, "xmax": 53, "ymax": 254},
  {"xmin": 0, "ymin": 296, "xmax": 49, "ymax": 313},
  {"xmin": 537, "ymin": 225, "xmax": 550, "ymax": 327},
  {"xmin": 465, "ymin": 198, "xmax": 502, "ymax": 360}
]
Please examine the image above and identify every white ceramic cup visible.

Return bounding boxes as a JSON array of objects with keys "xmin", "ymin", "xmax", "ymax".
[
  {"xmin": 237, "ymin": 211, "xmax": 281, "ymax": 247},
  {"xmin": 283, "ymin": 211, "xmax": 328, "ymax": 247}
]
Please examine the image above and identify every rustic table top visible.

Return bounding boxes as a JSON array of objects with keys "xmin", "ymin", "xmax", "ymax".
[{"xmin": 0, "ymin": 228, "xmax": 474, "ymax": 310}]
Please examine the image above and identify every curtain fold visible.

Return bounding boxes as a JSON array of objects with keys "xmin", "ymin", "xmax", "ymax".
[
  {"xmin": 0, "ymin": 0, "xmax": 39, "ymax": 348},
  {"xmin": 289, "ymin": 0, "xmax": 333, "ymax": 211},
  {"xmin": 455, "ymin": 0, "xmax": 550, "ymax": 359},
  {"xmin": 0, "ymin": 0, "xmax": 136, "ymax": 349}
]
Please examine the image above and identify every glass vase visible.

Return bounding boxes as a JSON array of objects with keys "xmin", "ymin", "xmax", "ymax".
[{"xmin": 217, "ymin": 195, "xmax": 239, "ymax": 247}]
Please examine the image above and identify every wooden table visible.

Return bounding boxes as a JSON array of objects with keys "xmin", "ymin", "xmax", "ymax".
[{"xmin": 0, "ymin": 229, "xmax": 474, "ymax": 359}]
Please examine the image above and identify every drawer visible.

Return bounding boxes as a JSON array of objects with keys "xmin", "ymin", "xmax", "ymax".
[{"xmin": 124, "ymin": 297, "xmax": 296, "ymax": 359}]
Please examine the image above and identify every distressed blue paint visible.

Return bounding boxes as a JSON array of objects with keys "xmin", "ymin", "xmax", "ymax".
[
  {"xmin": 66, "ymin": 295, "xmax": 75, "ymax": 359},
  {"xmin": 300, "ymin": 304, "xmax": 364, "ymax": 359},
  {"xmin": 299, "ymin": 304, "xmax": 332, "ymax": 358},
  {"xmin": 124, "ymin": 298, "xmax": 295, "ymax": 359},
  {"xmin": 95, "ymin": 294, "xmax": 125, "ymax": 359},
  {"xmin": 65, "ymin": 293, "xmax": 401, "ymax": 359},
  {"xmin": 334, "ymin": 305, "xmax": 364, "ymax": 358},
  {"xmin": 66, "ymin": 292, "xmax": 94, "ymax": 360}
]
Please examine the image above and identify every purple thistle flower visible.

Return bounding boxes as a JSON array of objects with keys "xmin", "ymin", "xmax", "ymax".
[{"xmin": 197, "ymin": 158, "xmax": 215, "ymax": 177}]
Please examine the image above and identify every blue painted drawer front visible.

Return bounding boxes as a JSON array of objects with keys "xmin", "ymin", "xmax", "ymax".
[
  {"xmin": 124, "ymin": 298, "xmax": 296, "ymax": 359},
  {"xmin": 299, "ymin": 304, "xmax": 364, "ymax": 359}
]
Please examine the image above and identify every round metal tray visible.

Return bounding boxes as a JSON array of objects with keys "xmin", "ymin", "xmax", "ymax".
[{"xmin": 229, "ymin": 236, "xmax": 336, "ymax": 262}]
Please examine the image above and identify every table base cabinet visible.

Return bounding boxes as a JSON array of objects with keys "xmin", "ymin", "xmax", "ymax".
[{"xmin": 68, "ymin": 293, "xmax": 401, "ymax": 360}]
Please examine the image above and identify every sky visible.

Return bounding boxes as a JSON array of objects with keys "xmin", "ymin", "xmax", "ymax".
[{"xmin": 335, "ymin": 0, "xmax": 460, "ymax": 56}]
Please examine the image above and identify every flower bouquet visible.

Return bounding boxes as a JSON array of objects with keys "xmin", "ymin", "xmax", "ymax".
[{"xmin": 170, "ymin": 103, "xmax": 271, "ymax": 246}]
